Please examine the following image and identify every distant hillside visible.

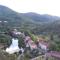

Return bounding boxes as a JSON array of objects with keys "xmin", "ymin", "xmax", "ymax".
[
  {"xmin": 0, "ymin": 5, "xmax": 35, "ymax": 27},
  {"xmin": 0, "ymin": 5, "xmax": 60, "ymax": 34},
  {"xmin": 22, "ymin": 12, "xmax": 60, "ymax": 22},
  {"xmin": 0, "ymin": 5, "xmax": 60, "ymax": 23},
  {"xmin": 43, "ymin": 20, "xmax": 60, "ymax": 34}
]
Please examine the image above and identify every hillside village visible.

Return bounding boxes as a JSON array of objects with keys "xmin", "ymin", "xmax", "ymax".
[
  {"xmin": 5, "ymin": 29, "xmax": 49, "ymax": 55},
  {"xmin": 0, "ymin": 29, "xmax": 60, "ymax": 60},
  {"xmin": 0, "ymin": 5, "xmax": 60, "ymax": 60}
]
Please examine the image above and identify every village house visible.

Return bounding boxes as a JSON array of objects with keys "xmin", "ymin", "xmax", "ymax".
[
  {"xmin": 24, "ymin": 36, "xmax": 37, "ymax": 50},
  {"xmin": 36, "ymin": 38, "xmax": 49, "ymax": 53}
]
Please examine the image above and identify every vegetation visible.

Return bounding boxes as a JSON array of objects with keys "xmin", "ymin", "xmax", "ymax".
[
  {"xmin": 0, "ymin": 49, "xmax": 18, "ymax": 60},
  {"xmin": 0, "ymin": 5, "xmax": 60, "ymax": 53},
  {"xmin": 49, "ymin": 35, "xmax": 60, "ymax": 51}
]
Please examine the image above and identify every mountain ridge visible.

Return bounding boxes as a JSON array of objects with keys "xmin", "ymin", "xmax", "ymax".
[
  {"xmin": 0, "ymin": 5, "xmax": 60, "ymax": 23},
  {"xmin": 0, "ymin": 5, "xmax": 60, "ymax": 34}
]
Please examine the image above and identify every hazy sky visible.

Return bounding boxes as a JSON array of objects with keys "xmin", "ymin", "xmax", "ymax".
[{"xmin": 0, "ymin": 0, "xmax": 60, "ymax": 16}]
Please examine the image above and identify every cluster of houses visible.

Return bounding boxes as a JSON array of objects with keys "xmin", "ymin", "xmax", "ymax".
[
  {"xmin": 1, "ymin": 29, "xmax": 59, "ymax": 60},
  {"xmin": 24, "ymin": 36, "xmax": 49, "ymax": 56},
  {"xmin": 5, "ymin": 29, "xmax": 49, "ymax": 56},
  {"xmin": 24, "ymin": 36, "xmax": 37, "ymax": 50}
]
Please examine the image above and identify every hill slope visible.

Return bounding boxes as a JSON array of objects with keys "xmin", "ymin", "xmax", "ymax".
[
  {"xmin": 0, "ymin": 5, "xmax": 60, "ymax": 23},
  {"xmin": 22, "ymin": 12, "xmax": 60, "ymax": 22},
  {"xmin": 0, "ymin": 5, "xmax": 60, "ymax": 34}
]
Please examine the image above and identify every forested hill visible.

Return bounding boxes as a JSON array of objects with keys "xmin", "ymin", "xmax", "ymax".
[
  {"xmin": 0, "ymin": 5, "xmax": 60, "ymax": 23},
  {"xmin": 22, "ymin": 12, "xmax": 60, "ymax": 22},
  {"xmin": 0, "ymin": 5, "xmax": 60, "ymax": 34}
]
